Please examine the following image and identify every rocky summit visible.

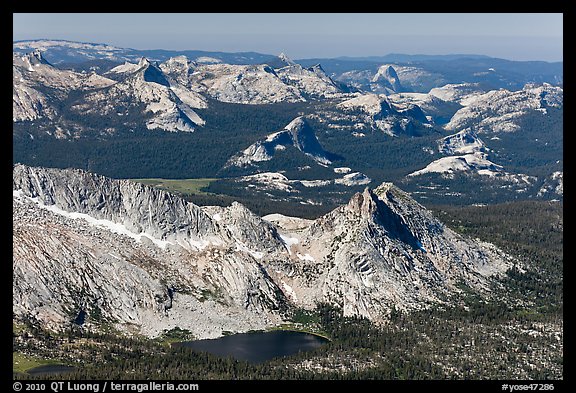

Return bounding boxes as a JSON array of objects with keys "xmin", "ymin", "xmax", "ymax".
[
  {"xmin": 13, "ymin": 164, "xmax": 512, "ymax": 338},
  {"xmin": 226, "ymin": 116, "xmax": 333, "ymax": 168}
]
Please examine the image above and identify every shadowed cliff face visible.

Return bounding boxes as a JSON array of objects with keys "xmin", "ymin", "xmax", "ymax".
[
  {"xmin": 142, "ymin": 60, "xmax": 170, "ymax": 87},
  {"xmin": 286, "ymin": 117, "xmax": 324, "ymax": 155},
  {"xmin": 345, "ymin": 188, "xmax": 422, "ymax": 249}
]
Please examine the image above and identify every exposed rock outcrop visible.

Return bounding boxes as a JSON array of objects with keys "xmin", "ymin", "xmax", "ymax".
[
  {"xmin": 13, "ymin": 164, "xmax": 513, "ymax": 337},
  {"xmin": 226, "ymin": 116, "xmax": 333, "ymax": 167}
]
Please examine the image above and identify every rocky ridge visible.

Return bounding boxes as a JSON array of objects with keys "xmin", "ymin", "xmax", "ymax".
[
  {"xmin": 444, "ymin": 83, "xmax": 563, "ymax": 134},
  {"xmin": 13, "ymin": 164, "xmax": 513, "ymax": 337},
  {"xmin": 13, "ymin": 51, "xmax": 114, "ymax": 122},
  {"xmin": 334, "ymin": 92, "xmax": 433, "ymax": 136},
  {"xmin": 78, "ymin": 57, "xmax": 206, "ymax": 132}
]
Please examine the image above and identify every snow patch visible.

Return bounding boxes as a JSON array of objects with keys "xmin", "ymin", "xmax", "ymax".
[
  {"xmin": 296, "ymin": 252, "xmax": 315, "ymax": 262},
  {"xmin": 279, "ymin": 234, "xmax": 299, "ymax": 255},
  {"xmin": 334, "ymin": 167, "xmax": 352, "ymax": 174},
  {"xmin": 185, "ymin": 239, "xmax": 210, "ymax": 251},
  {"xmin": 13, "ymin": 190, "xmax": 174, "ymax": 249},
  {"xmin": 280, "ymin": 280, "xmax": 298, "ymax": 301},
  {"xmin": 235, "ymin": 242, "xmax": 264, "ymax": 259},
  {"xmin": 299, "ymin": 179, "xmax": 331, "ymax": 187}
]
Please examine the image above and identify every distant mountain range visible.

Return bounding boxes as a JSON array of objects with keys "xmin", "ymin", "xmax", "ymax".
[
  {"xmin": 14, "ymin": 39, "xmax": 563, "ymax": 90},
  {"xmin": 13, "ymin": 39, "xmax": 563, "ymax": 207},
  {"xmin": 13, "ymin": 39, "xmax": 279, "ymax": 65},
  {"xmin": 335, "ymin": 53, "xmax": 493, "ymax": 62}
]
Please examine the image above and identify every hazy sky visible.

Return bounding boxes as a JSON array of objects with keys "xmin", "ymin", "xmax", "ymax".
[{"xmin": 13, "ymin": 13, "xmax": 563, "ymax": 61}]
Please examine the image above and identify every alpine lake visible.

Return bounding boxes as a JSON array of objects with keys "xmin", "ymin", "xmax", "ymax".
[{"xmin": 173, "ymin": 330, "xmax": 330, "ymax": 363}]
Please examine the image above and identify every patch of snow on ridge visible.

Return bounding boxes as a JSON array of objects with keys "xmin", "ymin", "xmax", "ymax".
[
  {"xmin": 280, "ymin": 280, "xmax": 298, "ymax": 301},
  {"xmin": 235, "ymin": 242, "xmax": 264, "ymax": 259},
  {"xmin": 279, "ymin": 234, "xmax": 299, "ymax": 255},
  {"xmin": 13, "ymin": 190, "xmax": 174, "ymax": 249},
  {"xmin": 334, "ymin": 167, "xmax": 352, "ymax": 174},
  {"xmin": 296, "ymin": 252, "xmax": 315, "ymax": 262},
  {"xmin": 188, "ymin": 238, "xmax": 215, "ymax": 251}
]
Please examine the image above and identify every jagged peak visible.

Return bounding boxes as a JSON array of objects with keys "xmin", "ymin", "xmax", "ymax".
[
  {"xmin": 284, "ymin": 116, "xmax": 307, "ymax": 131},
  {"xmin": 135, "ymin": 58, "xmax": 170, "ymax": 87},
  {"xmin": 307, "ymin": 63, "xmax": 326, "ymax": 74},
  {"xmin": 341, "ymin": 183, "xmax": 435, "ymax": 252},
  {"xmin": 28, "ymin": 49, "xmax": 48, "ymax": 63},
  {"xmin": 345, "ymin": 187, "xmax": 380, "ymax": 217},
  {"xmin": 373, "ymin": 181, "xmax": 397, "ymax": 195},
  {"xmin": 373, "ymin": 182, "xmax": 418, "ymax": 205},
  {"xmin": 382, "ymin": 64, "xmax": 398, "ymax": 75},
  {"xmin": 138, "ymin": 57, "xmax": 152, "ymax": 68},
  {"xmin": 346, "ymin": 182, "xmax": 419, "ymax": 218},
  {"xmin": 278, "ymin": 52, "xmax": 296, "ymax": 65},
  {"xmin": 19, "ymin": 49, "xmax": 51, "ymax": 69}
]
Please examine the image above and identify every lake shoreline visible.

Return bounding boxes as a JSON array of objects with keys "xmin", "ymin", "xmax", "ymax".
[
  {"xmin": 267, "ymin": 327, "xmax": 332, "ymax": 342},
  {"xmin": 173, "ymin": 330, "xmax": 329, "ymax": 364}
]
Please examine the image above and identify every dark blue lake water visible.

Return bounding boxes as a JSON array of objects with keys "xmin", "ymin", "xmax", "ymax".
[
  {"xmin": 174, "ymin": 330, "xmax": 329, "ymax": 363},
  {"xmin": 27, "ymin": 364, "xmax": 76, "ymax": 376}
]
